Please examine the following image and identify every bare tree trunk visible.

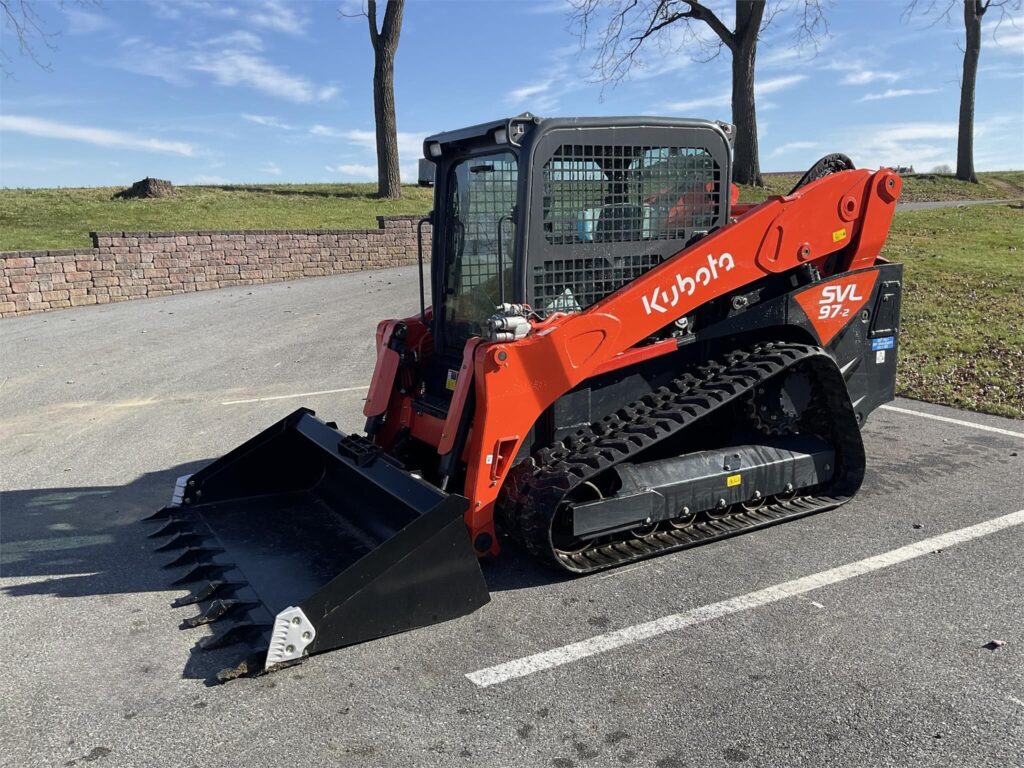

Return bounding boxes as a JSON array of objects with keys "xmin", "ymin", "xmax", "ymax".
[
  {"xmin": 731, "ymin": 1, "xmax": 764, "ymax": 187},
  {"xmin": 731, "ymin": 42, "xmax": 761, "ymax": 186},
  {"xmin": 957, "ymin": 0, "xmax": 983, "ymax": 183},
  {"xmin": 373, "ymin": 45, "xmax": 401, "ymax": 198},
  {"xmin": 368, "ymin": 0, "xmax": 404, "ymax": 199}
]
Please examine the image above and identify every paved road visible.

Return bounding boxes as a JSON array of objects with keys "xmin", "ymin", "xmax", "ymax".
[
  {"xmin": 896, "ymin": 198, "xmax": 1022, "ymax": 212},
  {"xmin": 2, "ymin": 269, "xmax": 1022, "ymax": 768}
]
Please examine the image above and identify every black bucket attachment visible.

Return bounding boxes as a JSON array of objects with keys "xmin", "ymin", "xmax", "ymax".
[{"xmin": 146, "ymin": 408, "xmax": 490, "ymax": 681}]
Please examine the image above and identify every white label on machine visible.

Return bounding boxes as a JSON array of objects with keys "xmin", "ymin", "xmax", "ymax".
[{"xmin": 876, "ymin": 350, "xmax": 886, "ymax": 364}]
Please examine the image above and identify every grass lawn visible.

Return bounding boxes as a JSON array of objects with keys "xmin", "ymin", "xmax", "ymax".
[
  {"xmin": 737, "ymin": 170, "xmax": 1024, "ymax": 205},
  {"xmin": 0, "ymin": 184, "xmax": 434, "ymax": 251},
  {"xmin": 1, "ymin": 171, "xmax": 1021, "ymax": 252},
  {"xmin": 882, "ymin": 203, "xmax": 1024, "ymax": 419}
]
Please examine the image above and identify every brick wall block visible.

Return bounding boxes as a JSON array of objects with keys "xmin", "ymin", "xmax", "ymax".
[{"xmin": 3, "ymin": 218, "xmax": 431, "ymax": 317}]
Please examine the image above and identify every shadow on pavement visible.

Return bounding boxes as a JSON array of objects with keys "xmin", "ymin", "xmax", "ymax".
[
  {"xmin": 1, "ymin": 462, "xmax": 565, "ymax": 683},
  {"xmin": 481, "ymin": 540, "xmax": 573, "ymax": 593},
  {"xmin": 1, "ymin": 462, "xmax": 244, "ymax": 683},
  {"xmin": 1, "ymin": 463, "xmax": 207, "ymax": 600}
]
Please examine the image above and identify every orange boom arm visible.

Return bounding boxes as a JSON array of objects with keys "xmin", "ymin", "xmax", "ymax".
[{"xmin": 458, "ymin": 167, "xmax": 901, "ymax": 551}]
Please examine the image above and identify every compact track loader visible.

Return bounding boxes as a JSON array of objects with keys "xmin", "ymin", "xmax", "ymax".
[{"xmin": 147, "ymin": 115, "xmax": 903, "ymax": 680}]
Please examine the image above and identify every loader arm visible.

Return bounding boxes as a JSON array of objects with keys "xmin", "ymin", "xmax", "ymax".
[{"xmin": 462, "ymin": 168, "xmax": 901, "ymax": 551}]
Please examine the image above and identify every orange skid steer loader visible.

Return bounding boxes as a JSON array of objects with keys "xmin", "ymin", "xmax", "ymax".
[{"xmin": 147, "ymin": 115, "xmax": 903, "ymax": 680}]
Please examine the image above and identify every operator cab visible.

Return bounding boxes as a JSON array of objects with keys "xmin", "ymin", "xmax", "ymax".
[{"xmin": 418, "ymin": 114, "xmax": 735, "ymax": 405}]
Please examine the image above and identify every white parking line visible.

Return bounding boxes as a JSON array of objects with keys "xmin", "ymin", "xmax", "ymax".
[
  {"xmin": 221, "ymin": 386, "xmax": 369, "ymax": 405},
  {"xmin": 466, "ymin": 508, "xmax": 1024, "ymax": 688},
  {"xmin": 879, "ymin": 404, "xmax": 1024, "ymax": 439}
]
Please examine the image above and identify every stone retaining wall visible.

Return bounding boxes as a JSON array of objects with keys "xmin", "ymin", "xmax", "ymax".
[{"xmin": 0, "ymin": 215, "xmax": 430, "ymax": 318}]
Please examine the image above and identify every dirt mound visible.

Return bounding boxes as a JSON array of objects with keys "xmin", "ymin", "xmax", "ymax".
[{"xmin": 114, "ymin": 177, "xmax": 176, "ymax": 199}]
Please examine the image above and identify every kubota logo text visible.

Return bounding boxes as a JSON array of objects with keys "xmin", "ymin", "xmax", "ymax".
[
  {"xmin": 642, "ymin": 253, "xmax": 735, "ymax": 315},
  {"xmin": 818, "ymin": 283, "xmax": 863, "ymax": 320}
]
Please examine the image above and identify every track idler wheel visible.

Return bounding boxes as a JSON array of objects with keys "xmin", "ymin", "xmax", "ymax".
[
  {"xmin": 705, "ymin": 498, "xmax": 735, "ymax": 520},
  {"xmin": 741, "ymin": 491, "xmax": 767, "ymax": 512},
  {"xmin": 551, "ymin": 483, "xmax": 600, "ymax": 555},
  {"xmin": 773, "ymin": 483, "xmax": 798, "ymax": 503},
  {"xmin": 668, "ymin": 506, "xmax": 697, "ymax": 529}
]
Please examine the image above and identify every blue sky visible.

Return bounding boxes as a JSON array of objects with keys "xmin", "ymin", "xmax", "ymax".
[{"xmin": 0, "ymin": 0, "xmax": 1021, "ymax": 188}]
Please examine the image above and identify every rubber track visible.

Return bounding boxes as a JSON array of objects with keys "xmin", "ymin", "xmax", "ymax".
[{"xmin": 500, "ymin": 342, "xmax": 866, "ymax": 573}]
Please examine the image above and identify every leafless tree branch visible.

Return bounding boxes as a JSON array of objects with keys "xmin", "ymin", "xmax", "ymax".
[
  {"xmin": 571, "ymin": 1, "xmax": 833, "ymax": 84},
  {"xmin": 793, "ymin": 0, "xmax": 830, "ymax": 51},
  {"xmin": 1, "ymin": 0, "xmax": 56, "ymax": 75},
  {"xmin": 1, "ymin": 0, "xmax": 101, "ymax": 77}
]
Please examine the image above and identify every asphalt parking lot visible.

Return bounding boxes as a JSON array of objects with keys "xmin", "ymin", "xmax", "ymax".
[{"xmin": 2, "ymin": 267, "xmax": 1022, "ymax": 768}]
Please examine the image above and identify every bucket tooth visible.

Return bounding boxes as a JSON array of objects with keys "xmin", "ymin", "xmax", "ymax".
[
  {"xmin": 162, "ymin": 547, "xmax": 224, "ymax": 570},
  {"xmin": 154, "ymin": 533, "xmax": 206, "ymax": 552},
  {"xmin": 144, "ymin": 505, "xmax": 177, "ymax": 522},
  {"xmin": 181, "ymin": 599, "xmax": 260, "ymax": 629},
  {"xmin": 199, "ymin": 620, "xmax": 271, "ymax": 650},
  {"xmin": 170, "ymin": 564, "xmax": 231, "ymax": 586},
  {"xmin": 171, "ymin": 580, "xmax": 244, "ymax": 608},
  {"xmin": 147, "ymin": 517, "xmax": 195, "ymax": 539},
  {"xmin": 146, "ymin": 520, "xmax": 188, "ymax": 536}
]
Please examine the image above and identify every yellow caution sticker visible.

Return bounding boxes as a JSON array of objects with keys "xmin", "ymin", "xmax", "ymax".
[
  {"xmin": 832, "ymin": 227, "xmax": 848, "ymax": 243},
  {"xmin": 445, "ymin": 369, "xmax": 459, "ymax": 391},
  {"xmin": 726, "ymin": 473, "xmax": 741, "ymax": 487}
]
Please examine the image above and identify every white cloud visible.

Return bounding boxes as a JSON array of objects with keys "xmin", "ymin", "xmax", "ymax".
[
  {"xmin": 249, "ymin": 0, "xmax": 308, "ymax": 35},
  {"xmin": 844, "ymin": 122, "xmax": 960, "ymax": 171},
  {"xmin": 147, "ymin": 0, "xmax": 238, "ymax": 21},
  {"xmin": 505, "ymin": 77, "xmax": 565, "ymax": 112},
  {"xmin": 112, "ymin": 34, "xmax": 335, "ymax": 103},
  {"xmin": 206, "ymin": 30, "xmax": 263, "ymax": 50},
  {"xmin": 0, "ymin": 158, "xmax": 81, "ymax": 172},
  {"xmin": 759, "ymin": 35, "xmax": 833, "ymax": 71},
  {"xmin": 662, "ymin": 93, "xmax": 731, "ymax": 113},
  {"xmin": 982, "ymin": 17, "xmax": 1024, "ymax": 51},
  {"xmin": 978, "ymin": 63, "xmax": 1024, "ymax": 79},
  {"xmin": 838, "ymin": 68, "xmax": 901, "ymax": 86},
  {"xmin": 0, "ymin": 115, "xmax": 196, "ymax": 157},
  {"xmin": 322, "ymin": 129, "xmax": 429, "ymax": 183},
  {"xmin": 242, "ymin": 114, "xmax": 293, "ymax": 130},
  {"xmin": 823, "ymin": 55, "xmax": 906, "ymax": 86},
  {"xmin": 504, "ymin": 55, "xmax": 578, "ymax": 112},
  {"xmin": 859, "ymin": 88, "xmax": 939, "ymax": 102},
  {"xmin": 260, "ymin": 161, "xmax": 282, "ymax": 175},
  {"xmin": 401, "ymin": 163, "xmax": 419, "ymax": 183},
  {"xmin": 191, "ymin": 50, "xmax": 332, "ymax": 103},
  {"xmin": 311, "ymin": 124, "xmax": 345, "ymax": 138},
  {"xmin": 340, "ymin": 164, "xmax": 377, "ymax": 178},
  {"xmin": 65, "ymin": 9, "xmax": 112, "ymax": 36},
  {"xmin": 756, "ymin": 75, "xmax": 808, "ymax": 94},
  {"xmin": 325, "ymin": 162, "xmax": 422, "ymax": 184},
  {"xmin": 884, "ymin": 123, "xmax": 958, "ymax": 141},
  {"xmin": 338, "ymin": 128, "xmax": 427, "ymax": 159},
  {"xmin": 664, "ymin": 75, "xmax": 806, "ymax": 113},
  {"xmin": 191, "ymin": 174, "xmax": 230, "ymax": 184},
  {"xmin": 768, "ymin": 141, "xmax": 819, "ymax": 159},
  {"xmin": 508, "ymin": 82, "xmax": 552, "ymax": 104},
  {"xmin": 522, "ymin": 0, "xmax": 572, "ymax": 15},
  {"xmin": 116, "ymin": 39, "xmax": 190, "ymax": 85},
  {"xmin": 973, "ymin": 113, "xmax": 1024, "ymax": 169},
  {"xmin": 325, "ymin": 163, "xmax": 377, "ymax": 179},
  {"xmin": 759, "ymin": 47, "xmax": 804, "ymax": 69}
]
